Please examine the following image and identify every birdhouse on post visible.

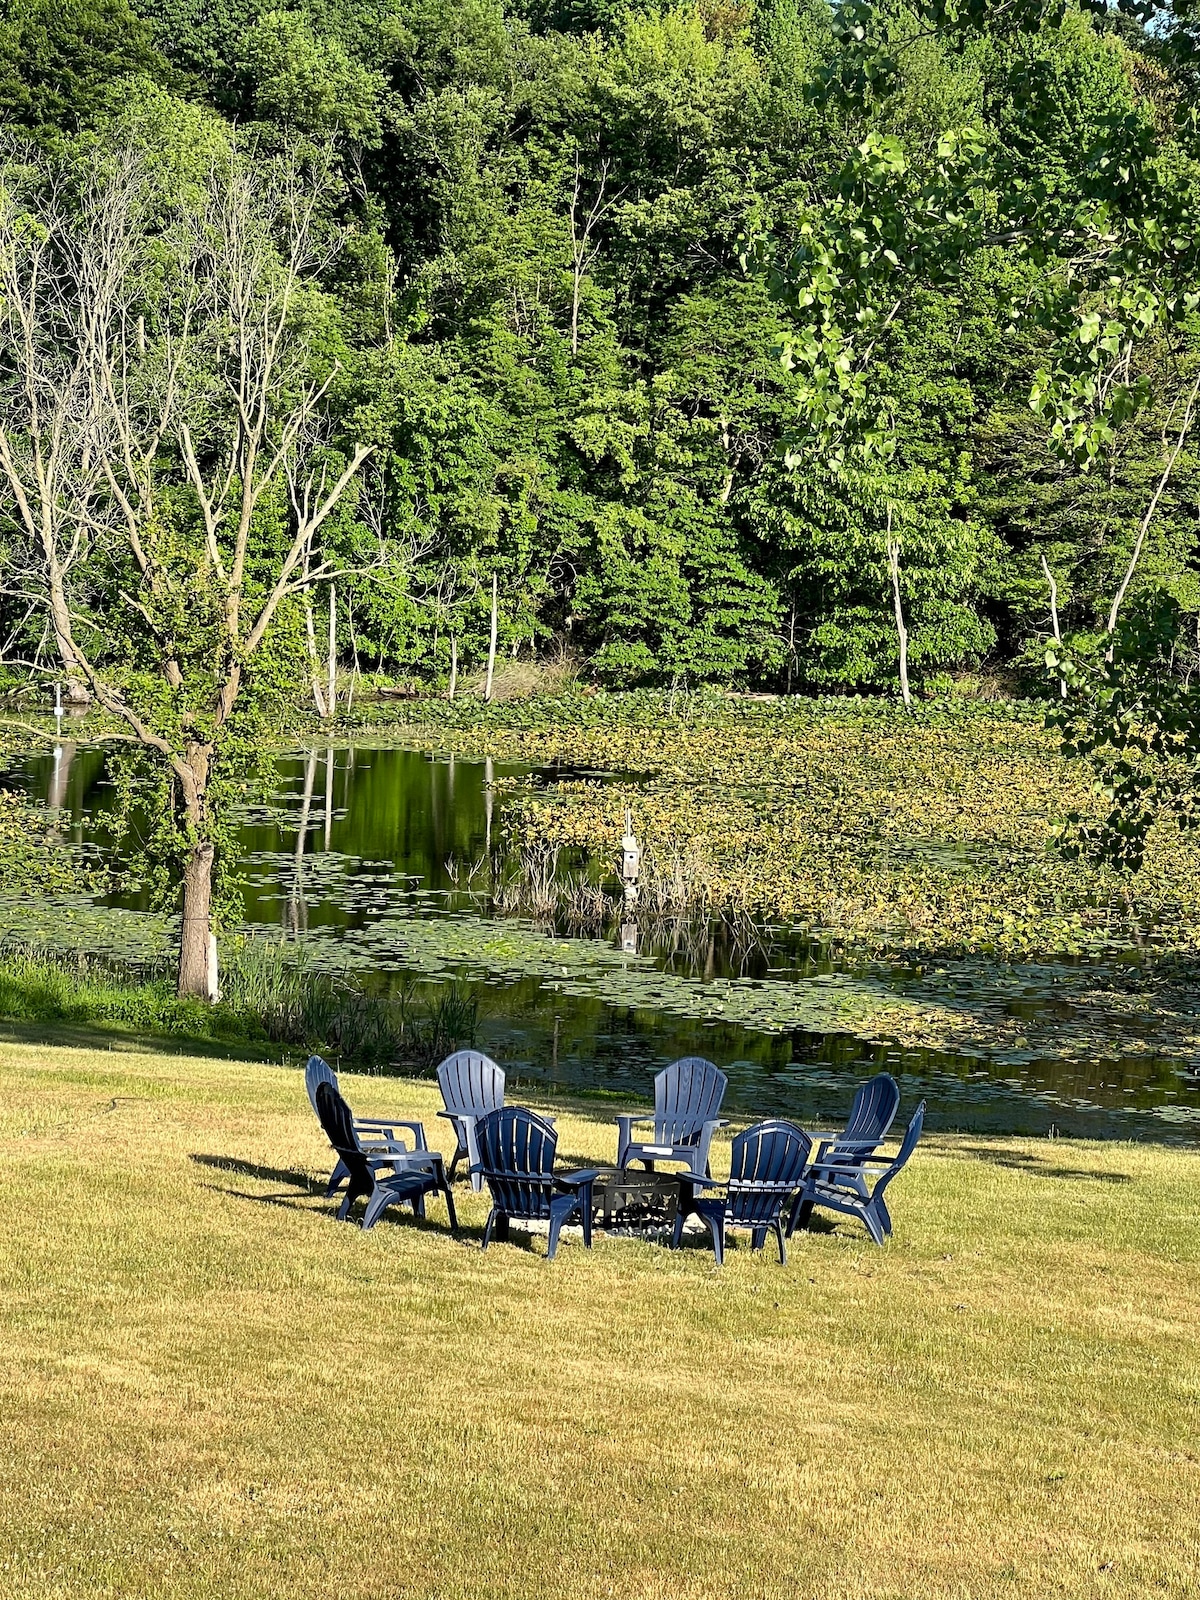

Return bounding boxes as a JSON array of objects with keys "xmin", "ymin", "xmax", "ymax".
[{"xmin": 619, "ymin": 807, "xmax": 640, "ymax": 905}]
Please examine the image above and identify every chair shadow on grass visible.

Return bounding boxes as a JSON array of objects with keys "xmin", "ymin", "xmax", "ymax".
[
  {"xmin": 191, "ymin": 1153, "xmax": 326, "ymax": 1194},
  {"xmin": 189, "ymin": 1152, "xmax": 468, "ymax": 1234},
  {"xmin": 949, "ymin": 1145, "xmax": 1132, "ymax": 1184}
]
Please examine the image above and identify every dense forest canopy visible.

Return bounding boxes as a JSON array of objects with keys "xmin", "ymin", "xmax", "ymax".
[{"xmin": 0, "ymin": 0, "xmax": 1194, "ymax": 698}]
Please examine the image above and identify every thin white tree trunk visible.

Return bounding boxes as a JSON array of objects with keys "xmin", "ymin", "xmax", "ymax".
[
  {"xmin": 1107, "ymin": 366, "xmax": 1200, "ymax": 657},
  {"xmin": 449, "ymin": 636, "xmax": 458, "ymax": 700},
  {"xmin": 304, "ymin": 586, "xmax": 327, "ymax": 718},
  {"xmin": 326, "ymin": 583, "xmax": 337, "ymax": 718},
  {"xmin": 886, "ymin": 511, "xmax": 912, "ymax": 710},
  {"xmin": 484, "ymin": 575, "xmax": 498, "ymax": 702},
  {"xmin": 1041, "ymin": 552, "xmax": 1067, "ymax": 698}
]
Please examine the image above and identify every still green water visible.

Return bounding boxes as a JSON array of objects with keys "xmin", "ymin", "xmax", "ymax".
[{"xmin": 12, "ymin": 739, "xmax": 1200, "ymax": 1142}]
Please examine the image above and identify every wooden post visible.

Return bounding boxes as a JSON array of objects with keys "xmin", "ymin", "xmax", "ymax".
[
  {"xmin": 620, "ymin": 808, "xmax": 641, "ymax": 907},
  {"xmin": 327, "ymin": 583, "xmax": 337, "ymax": 719},
  {"xmin": 484, "ymin": 575, "xmax": 498, "ymax": 702},
  {"xmin": 886, "ymin": 509, "xmax": 912, "ymax": 710}
]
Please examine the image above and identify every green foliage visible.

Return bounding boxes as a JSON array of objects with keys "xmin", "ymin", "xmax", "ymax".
[
  {"xmin": 0, "ymin": 0, "xmax": 169, "ymax": 135},
  {"xmin": 0, "ymin": 937, "xmax": 478, "ymax": 1068},
  {"xmin": 3, "ymin": 0, "xmax": 1200, "ymax": 716}
]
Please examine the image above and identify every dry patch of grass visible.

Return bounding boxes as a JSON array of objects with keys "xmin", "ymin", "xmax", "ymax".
[{"xmin": 0, "ymin": 1040, "xmax": 1197, "ymax": 1599}]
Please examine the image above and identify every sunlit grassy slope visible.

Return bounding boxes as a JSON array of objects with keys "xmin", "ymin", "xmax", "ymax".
[{"xmin": 0, "ymin": 1039, "xmax": 1197, "ymax": 1599}]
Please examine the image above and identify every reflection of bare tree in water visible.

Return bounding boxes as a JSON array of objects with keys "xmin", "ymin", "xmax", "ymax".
[
  {"xmin": 48, "ymin": 739, "xmax": 76, "ymax": 814},
  {"xmin": 323, "ymin": 745, "xmax": 334, "ymax": 852},
  {"xmin": 485, "ymin": 756, "xmax": 493, "ymax": 854},
  {"xmin": 287, "ymin": 750, "xmax": 317, "ymax": 933}
]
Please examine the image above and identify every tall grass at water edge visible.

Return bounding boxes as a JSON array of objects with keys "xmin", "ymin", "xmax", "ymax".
[{"xmin": 0, "ymin": 937, "xmax": 477, "ymax": 1071}]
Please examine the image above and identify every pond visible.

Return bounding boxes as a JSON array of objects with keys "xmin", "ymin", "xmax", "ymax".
[{"xmin": 10, "ymin": 738, "xmax": 1200, "ymax": 1143}]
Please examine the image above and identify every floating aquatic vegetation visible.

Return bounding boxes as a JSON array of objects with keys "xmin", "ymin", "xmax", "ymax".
[{"xmin": 372, "ymin": 696, "xmax": 1200, "ymax": 961}]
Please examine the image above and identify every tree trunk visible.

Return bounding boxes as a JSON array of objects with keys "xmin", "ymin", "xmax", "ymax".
[
  {"xmin": 178, "ymin": 838, "xmax": 217, "ymax": 999},
  {"xmin": 304, "ymin": 587, "xmax": 327, "ymax": 718},
  {"xmin": 1041, "ymin": 552, "xmax": 1067, "ymax": 699},
  {"xmin": 327, "ymin": 583, "xmax": 337, "ymax": 718},
  {"xmin": 448, "ymin": 636, "xmax": 458, "ymax": 700},
  {"xmin": 886, "ymin": 515, "xmax": 912, "ymax": 711},
  {"xmin": 484, "ymin": 575, "xmax": 498, "ymax": 702}
]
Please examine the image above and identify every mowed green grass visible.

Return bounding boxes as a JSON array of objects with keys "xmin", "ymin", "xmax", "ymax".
[{"xmin": 0, "ymin": 1041, "xmax": 1197, "ymax": 1600}]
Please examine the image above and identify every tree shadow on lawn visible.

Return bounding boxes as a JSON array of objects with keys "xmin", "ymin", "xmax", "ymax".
[
  {"xmin": 189, "ymin": 1152, "xmax": 469, "ymax": 1236},
  {"xmin": 947, "ymin": 1144, "xmax": 1132, "ymax": 1183}
]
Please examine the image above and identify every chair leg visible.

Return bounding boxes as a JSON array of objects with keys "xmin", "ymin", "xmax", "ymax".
[
  {"xmin": 547, "ymin": 1200, "xmax": 568, "ymax": 1261},
  {"xmin": 773, "ymin": 1219, "xmax": 787, "ymax": 1266},
  {"xmin": 412, "ymin": 1192, "xmax": 426, "ymax": 1220},
  {"xmin": 671, "ymin": 1210, "xmax": 686, "ymax": 1250},
  {"xmin": 337, "ymin": 1178, "xmax": 370, "ymax": 1223},
  {"xmin": 481, "ymin": 1208, "xmax": 497, "ymax": 1250},
  {"xmin": 579, "ymin": 1187, "xmax": 593, "ymax": 1249},
  {"xmin": 862, "ymin": 1204, "xmax": 887, "ymax": 1247},
  {"xmin": 704, "ymin": 1215, "xmax": 724, "ymax": 1266},
  {"xmin": 326, "ymin": 1157, "xmax": 349, "ymax": 1198},
  {"xmin": 464, "ymin": 1119, "xmax": 484, "ymax": 1193},
  {"xmin": 787, "ymin": 1194, "xmax": 813, "ymax": 1238},
  {"xmin": 751, "ymin": 1227, "xmax": 767, "ymax": 1252},
  {"xmin": 363, "ymin": 1186, "xmax": 392, "ymax": 1231}
]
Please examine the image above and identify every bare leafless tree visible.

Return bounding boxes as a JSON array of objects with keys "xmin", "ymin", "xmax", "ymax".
[
  {"xmin": 0, "ymin": 138, "xmax": 375, "ymax": 997},
  {"xmin": 567, "ymin": 153, "xmax": 617, "ymax": 357}
]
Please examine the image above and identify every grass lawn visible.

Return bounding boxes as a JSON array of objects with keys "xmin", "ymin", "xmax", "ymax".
[{"xmin": 0, "ymin": 1038, "xmax": 1197, "ymax": 1599}]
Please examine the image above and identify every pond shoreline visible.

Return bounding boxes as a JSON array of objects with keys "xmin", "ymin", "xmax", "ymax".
[{"xmin": 4, "ymin": 695, "xmax": 1200, "ymax": 1140}]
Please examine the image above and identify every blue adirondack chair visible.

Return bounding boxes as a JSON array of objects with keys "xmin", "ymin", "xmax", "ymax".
[
  {"xmin": 305, "ymin": 1055, "xmax": 429, "ymax": 1197},
  {"xmin": 314, "ymin": 1080, "xmax": 459, "ymax": 1233},
  {"xmin": 790, "ymin": 1101, "xmax": 926, "ymax": 1245},
  {"xmin": 673, "ymin": 1120, "xmax": 812, "ymax": 1265},
  {"xmin": 787, "ymin": 1070, "xmax": 900, "ymax": 1235},
  {"xmin": 616, "ymin": 1057, "xmax": 728, "ymax": 1178},
  {"xmin": 437, "ymin": 1050, "xmax": 506, "ymax": 1191},
  {"xmin": 473, "ymin": 1107, "xmax": 600, "ymax": 1260}
]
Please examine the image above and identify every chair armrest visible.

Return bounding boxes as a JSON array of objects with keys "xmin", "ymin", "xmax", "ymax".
[
  {"xmin": 369, "ymin": 1150, "xmax": 437, "ymax": 1173},
  {"xmin": 679, "ymin": 1173, "xmax": 723, "ymax": 1189},
  {"xmin": 813, "ymin": 1136, "xmax": 880, "ymax": 1158},
  {"xmin": 356, "ymin": 1117, "xmax": 428, "ymax": 1148},
  {"xmin": 813, "ymin": 1155, "xmax": 894, "ymax": 1172},
  {"xmin": 615, "ymin": 1114, "xmax": 654, "ymax": 1127},
  {"xmin": 556, "ymin": 1169, "xmax": 602, "ymax": 1188}
]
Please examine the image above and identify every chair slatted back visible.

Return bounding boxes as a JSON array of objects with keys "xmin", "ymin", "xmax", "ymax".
[
  {"xmin": 314, "ymin": 1081, "xmax": 373, "ymax": 1194},
  {"xmin": 305, "ymin": 1054, "xmax": 338, "ymax": 1119},
  {"xmin": 475, "ymin": 1107, "xmax": 557, "ymax": 1221},
  {"xmin": 727, "ymin": 1120, "xmax": 812, "ymax": 1226},
  {"xmin": 437, "ymin": 1051, "xmax": 505, "ymax": 1118},
  {"xmin": 875, "ymin": 1101, "xmax": 926, "ymax": 1191},
  {"xmin": 828, "ymin": 1072, "xmax": 900, "ymax": 1162},
  {"xmin": 654, "ymin": 1057, "xmax": 727, "ymax": 1148}
]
